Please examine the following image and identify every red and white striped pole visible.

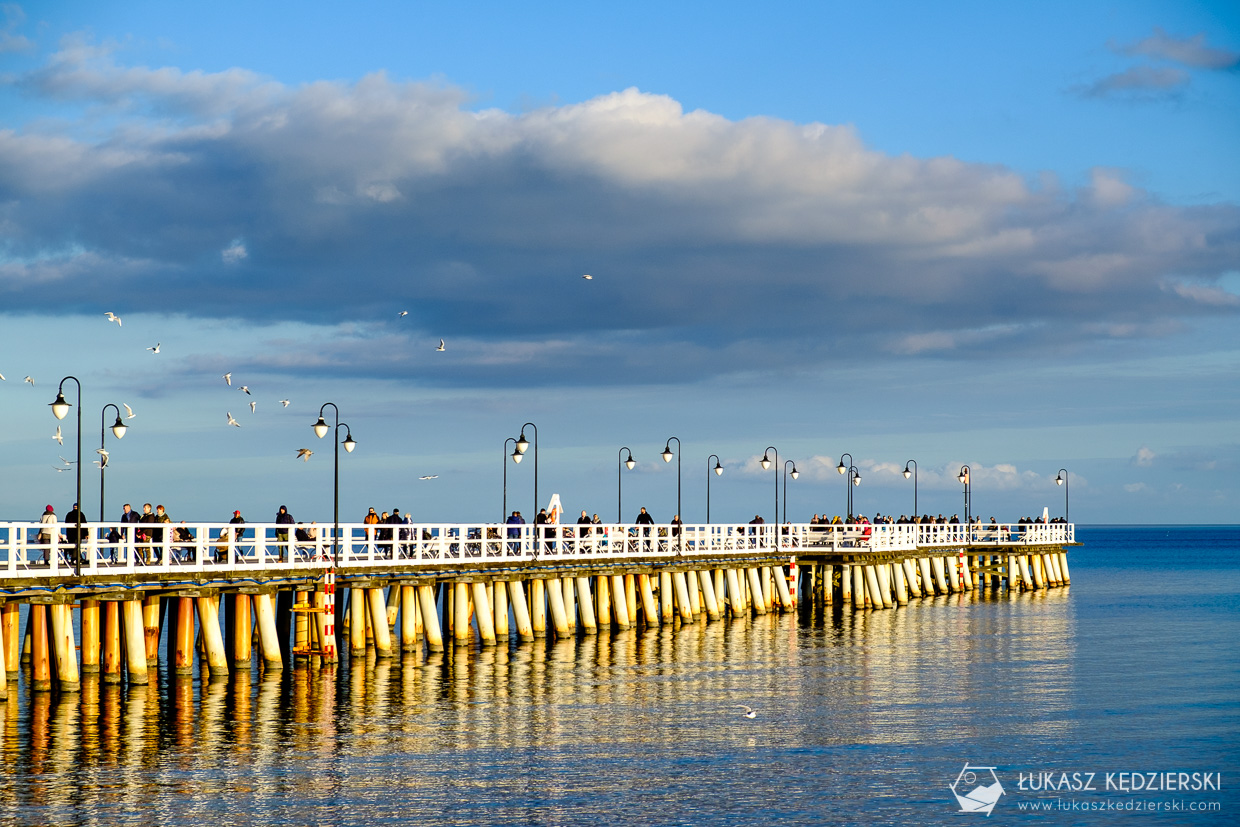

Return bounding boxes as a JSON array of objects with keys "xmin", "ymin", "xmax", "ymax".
[{"xmin": 322, "ymin": 569, "xmax": 336, "ymax": 659}]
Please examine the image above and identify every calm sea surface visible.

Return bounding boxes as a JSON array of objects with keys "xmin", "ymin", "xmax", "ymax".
[{"xmin": 2, "ymin": 525, "xmax": 1236, "ymax": 825}]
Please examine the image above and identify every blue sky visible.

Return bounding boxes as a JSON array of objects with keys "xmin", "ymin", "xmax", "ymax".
[{"xmin": 0, "ymin": 1, "xmax": 1237, "ymax": 525}]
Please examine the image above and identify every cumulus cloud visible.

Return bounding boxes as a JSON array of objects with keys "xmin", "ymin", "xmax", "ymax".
[
  {"xmin": 1134, "ymin": 446, "xmax": 1156, "ymax": 467},
  {"xmin": 1117, "ymin": 27, "xmax": 1240, "ymax": 71},
  {"xmin": 0, "ymin": 3, "xmax": 32, "ymax": 53},
  {"xmin": 0, "ymin": 41, "xmax": 1237, "ymax": 387},
  {"xmin": 1077, "ymin": 65, "xmax": 1191, "ymax": 98}
]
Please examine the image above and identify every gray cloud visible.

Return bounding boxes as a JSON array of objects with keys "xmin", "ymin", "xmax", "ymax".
[
  {"xmin": 2, "ymin": 40, "xmax": 1238, "ymax": 388},
  {"xmin": 1077, "ymin": 64, "xmax": 1191, "ymax": 98},
  {"xmin": 1117, "ymin": 27, "xmax": 1240, "ymax": 71}
]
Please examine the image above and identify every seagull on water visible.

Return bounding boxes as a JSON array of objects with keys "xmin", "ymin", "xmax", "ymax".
[
  {"xmin": 249, "ymin": 400, "xmax": 256, "ymax": 413},
  {"xmin": 123, "ymin": 403, "xmax": 135, "ymax": 419},
  {"xmin": 296, "ymin": 448, "xmax": 313, "ymax": 462},
  {"xmin": 226, "ymin": 412, "xmax": 241, "ymax": 427},
  {"xmin": 436, "ymin": 339, "xmax": 445, "ymax": 351},
  {"xmin": 105, "ymin": 312, "xmax": 122, "ymax": 327},
  {"xmin": 24, "ymin": 376, "xmax": 34, "ymax": 386},
  {"xmin": 239, "ymin": 385, "xmax": 250, "ymax": 395},
  {"xmin": 419, "ymin": 475, "xmax": 438, "ymax": 480},
  {"xmin": 147, "ymin": 342, "xmax": 161, "ymax": 353},
  {"xmin": 53, "ymin": 425, "xmax": 62, "ymax": 445},
  {"xmin": 736, "ymin": 705, "xmax": 757, "ymax": 719},
  {"xmin": 222, "ymin": 372, "xmax": 232, "ymax": 386},
  {"xmin": 280, "ymin": 399, "xmax": 290, "ymax": 407}
]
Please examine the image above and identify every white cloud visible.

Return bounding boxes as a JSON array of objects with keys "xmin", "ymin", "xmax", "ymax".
[
  {"xmin": 1078, "ymin": 65, "xmax": 1190, "ymax": 98},
  {"xmin": 1135, "ymin": 446, "xmax": 1156, "ymax": 467},
  {"xmin": 221, "ymin": 240, "xmax": 247, "ymax": 264},
  {"xmin": 1118, "ymin": 27, "xmax": 1240, "ymax": 71},
  {"xmin": 1124, "ymin": 482, "xmax": 1150, "ymax": 493}
]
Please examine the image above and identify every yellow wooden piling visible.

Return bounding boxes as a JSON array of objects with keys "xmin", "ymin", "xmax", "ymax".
[
  {"xmin": 417, "ymin": 584, "xmax": 444, "ymax": 651},
  {"xmin": 30, "ymin": 605, "xmax": 51, "ymax": 692},
  {"xmin": 174, "ymin": 597, "xmax": 195, "ymax": 674},
  {"xmin": 102, "ymin": 600, "xmax": 122, "ymax": 684},
  {"xmin": 575, "ymin": 577, "xmax": 598, "ymax": 633},
  {"xmin": 122, "ymin": 598, "xmax": 148, "ymax": 685},
  {"xmin": 80, "ymin": 599, "xmax": 101, "ymax": 674}
]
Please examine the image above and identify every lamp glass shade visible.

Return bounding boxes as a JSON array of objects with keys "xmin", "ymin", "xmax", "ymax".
[
  {"xmin": 112, "ymin": 418, "xmax": 127, "ymax": 439},
  {"xmin": 51, "ymin": 393, "xmax": 70, "ymax": 420},
  {"xmin": 958, "ymin": 471, "xmax": 967, "ymax": 483},
  {"xmin": 853, "ymin": 474, "xmax": 861, "ymax": 486},
  {"xmin": 836, "ymin": 461, "xmax": 846, "ymax": 474},
  {"xmin": 625, "ymin": 457, "xmax": 635, "ymax": 470},
  {"xmin": 1055, "ymin": 474, "xmax": 1064, "ymax": 486},
  {"xmin": 714, "ymin": 463, "xmax": 723, "ymax": 476},
  {"xmin": 343, "ymin": 435, "xmax": 357, "ymax": 453},
  {"xmin": 516, "ymin": 434, "xmax": 529, "ymax": 454},
  {"xmin": 512, "ymin": 451, "xmax": 523, "ymax": 464},
  {"xmin": 312, "ymin": 417, "xmax": 329, "ymax": 439},
  {"xmin": 791, "ymin": 468, "xmax": 799, "ymax": 480},
  {"xmin": 903, "ymin": 466, "xmax": 912, "ymax": 479},
  {"xmin": 661, "ymin": 448, "xmax": 673, "ymax": 463}
]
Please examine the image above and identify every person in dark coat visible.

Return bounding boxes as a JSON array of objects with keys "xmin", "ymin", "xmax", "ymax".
[{"xmin": 275, "ymin": 505, "xmax": 294, "ymax": 545}]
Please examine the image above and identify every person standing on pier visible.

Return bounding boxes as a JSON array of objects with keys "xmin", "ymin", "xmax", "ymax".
[
  {"xmin": 636, "ymin": 506, "xmax": 654, "ymax": 552},
  {"xmin": 64, "ymin": 502, "xmax": 86, "ymax": 564},
  {"xmin": 275, "ymin": 505, "xmax": 294, "ymax": 559},
  {"xmin": 152, "ymin": 504, "xmax": 171, "ymax": 562},
  {"xmin": 506, "ymin": 510, "xmax": 524, "ymax": 555},
  {"xmin": 37, "ymin": 504, "xmax": 57, "ymax": 564},
  {"xmin": 120, "ymin": 502, "xmax": 140, "ymax": 542}
]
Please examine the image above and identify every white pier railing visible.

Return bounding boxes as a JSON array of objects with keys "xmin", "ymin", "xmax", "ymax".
[{"xmin": 0, "ymin": 521, "xmax": 1074, "ymax": 582}]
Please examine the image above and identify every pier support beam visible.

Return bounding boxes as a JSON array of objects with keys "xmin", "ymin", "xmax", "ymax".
[
  {"xmin": 725, "ymin": 569, "xmax": 744, "ymax": 616},
  {"xmin": 232, "ymin": 594, "xmax": 252, "ymax": 666},
  {"xmin": 254, "ymin": 593, "xmax": 283, "ymax": 667},
  {"xmin": 452, "ymin": 583, "xmax": 472, "ymax": 647},
  {"xmin": 672, "ymin": 572, "xmax": 694, "ymax": 622},
  {"xmin": 610, "ymin": 576, "xmax": 630, "ymax": 629},
  {"xmin": 659, "ymin": 573, "xmax": 673, "ymax": 624},
  {"xmin": 508, "ymin": 581, "xmax": 534, "ymax": 641},
  {"xmin": 697, "ymin": 570, "xmax": 720, "ymax": 621},
  {"xmin": 80, "ymin": 599, "xmax": 101, "ymax": 674},
  {"xmin": 530, "ymin": 579, "xmax": 546, "ymax": 638},
  {"xmin": 123, "ymin": 599, "xmax": 149, "ymax": 685},
  {"xmin": 418, "ymin": 584, "xmax": 444, "ymax": 652},
  {"xmin": 102, "ymin": 601, "xmax": 121, "ymax": 684},
  {"xmin": 50, "ymin": 603, "xmax": 80, "ymax": 691},
  {"xmin": 472, "ymin": 582, "xmax": 497, "ymax": 645},
  {"xmin": 747, "ymin": 568, "xmax": 767, "ymax": 615},
  {"xmin": 575, "ymin": 577, "xmax": 597, "ymax": 633},
  {"xmin": 198, "ymin": 596, "xmax": 229, "ymax": 677},
  {"xmin": 545, "ymin": 579, "xmax": 569, "ymax": 639},
  {"xmin": 30, "ymin": 605, "xmax": 51, "ymax": 692},
  {"xmin": 143, "ymin": 594, "xmax": 161, "ymax": 667},
  {"xmin": 903, "ymin": 560, "xmax": 921, "ymax": 598},
  {"xmin": 400, "ymin": 586, "xmax": 419, "ymax": 651},
  {"xmin": 367, "ymin": 588, "xmax": 393, "ymax": 656},
  {"xmin": 492, "ymin": 581, "xmax": 509, "ymax": 640},
  {"xmin": 639, "ymin": 574, "xmax": 659, "ymax": 624},
  {"xmin": 1, "ymin": 602, "xmax": 18, "ymax": 678},
  {"xmin": 852, "ymin": 566, "xmax": 867, "ymax": 610},
  {"xmin": 773, "ymin": 565, "xmax": 793, "ymax": 611},
  {"xmin": 931, "ymin": 557, "xmax": 949, "ymax": 594},
  {"xmin": 595, "ymin": 576, "xmax": 611, "ymax": 628},
  {"xmin": 892, "ymin": 562, "xmax": 909, "ymax": 605},
  {"xmin": 174, "ymin": 597, "xmax": 195, "ymax": 674}
]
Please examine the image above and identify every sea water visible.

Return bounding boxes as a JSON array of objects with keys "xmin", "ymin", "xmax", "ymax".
[{"xmin": 0, "ymin": 525, "xmax": 1236, "ymax": 825}]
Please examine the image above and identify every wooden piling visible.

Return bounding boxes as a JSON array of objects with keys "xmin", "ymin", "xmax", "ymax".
[
  {"xmin": 368, "ymin": 588, "xmax": 394, "ymax": 656},
  {"xmin": 142, "ymin": 594, "xmax": 161, "ymax": 667},
  {"xmin": 102, "ymin": 600, "xmax": 121, "ymax": 684},
  {"xmin": 659, "ymin": 572, "xmax": 673, "ymax": 624},
  {"xmin": 561, "ymin": 577, "xmax": 576, "ymax": 632},
  {"xmin": 625, "ymin": 574, "xmax": 638, "ymax": 625},
  {"xmin": 773, "ymin": 565, "xmax": 793, "ymax": 611},
  {"xmin": 348, "ymin": 588, "xmax": 367, "ymax": 654},
  {"xmin": 639, "ymin": 574, "xmax": 659, "ymax": 624},
  {"xmin": 595, "ymin": 576, "xmax": 611, "ymax": 627},
  {"xmin": 508, "ymin": 580, "xmax": 534, "ymax": 641},
  {"xmin": 400, "ymin": 586, "xmax": 419, "ymax": 651},
  {"xmin": 80, "ymin": 599, "xmax": 101, "ymax": 674},
  {"xmin": 253, "ymin": 593, "xmax": 283, "ymax": 667},
  {"xmin": 575, "ymin": 577, "xmax": 598, "ymax": 633},
  {"xmin": 1057, "ymin": 552, "xmax": 1071, "ymax": 585},
  {"xmin": 492, "ymin": 581, "xmax": 509, "ymax": 639},
  {"xmin": 892, "ymin": 562, "xmax": 909, "ymax": 605},
  {"xmin": 530, "ymin": 579, "xmax": 547, "ymax": 638},
  {"xmin": 232, "ymin": 594, "xmax": 253, "ymax": 665},
  {"xmin": 697, "ymin": 569, "xmax": 720, "ymax": 621},
  {"xmin": 852, "ymin": 566, "xmax": 866, "ymax": 610},
  {"xmin": 417, "ymin": 584, "xmax": 444, "ymax": 651},
  {"xmin": 746, "ymin": 568, "xmax": 768, "ymax": 615},
  {"xmin": 609, "ymin": 575, "xmax": 630, "ymax": 629},
  {"xmin": 123, "ymin": 598, "xmax": 148, "ymax": 685},
  {"xmin": 545, "ymin": 579, "xmax": 569, "ymax": 638},
  {"xmin": 30, "ymin": 605, "xmax": 51, "ymax": 692},
  {"xmin": 672, "ymin": 571, "xmax": 694, "ymax": 622},
  {"xmin": 50, "ymin": 603, "xmax": 80, "ymax": 691},
  {"xmin": 174, "ymin": 597, "xmax": 195, "ymax": 674},
  {"xmin": 197, "ymin": 596, "xmax": 229, "ymax": 677},
  {"xmin": 471, "ymin": 582, "xmax": 497, "ymax": 645},
  {"xmin": 1, "ymin": 601, "xmax": 18, "ymax": 678}
]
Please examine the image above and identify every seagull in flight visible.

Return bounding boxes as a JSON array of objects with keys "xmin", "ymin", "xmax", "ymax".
[
  {"xmin": 226, "ymin": 412, "xmax": 241, "ymax": 428},
  {"xmin": 296, "ymin": 448, "xmax": 313, "ymax": 462},
  {"xmin": 436, "ymin": 339, "xmax": 445, "ymax": 351},
  {"xmin": 0, "ymin": 372, "xmax": 5, "ymax": 381},
  {"xmin": 95, "ymin": 448, "xmax": 109, "ymax": 468},
  {"xmin": 105, "ymin": 312, "xmax": 122, "ymax": 327},
  {"xmin": 398, "ymin": 310, "xmax": 408, "ymax": 317},
  {"xmin": 123, "ymin": 403, "xmax": 135, "ymax": 419},
  {"xmin": 238, "ymin": 385, "xmax": 250, "ymax": 395},
  {"xmin": 249, "ymin": 400, "xmax": 256, "ymax": 413},
  {"xmin": 280, "ymin": 399, "xmax": 290, "ymax": 407},
  {"xmin": 582, "ymin": 274, "xmax": 593, "ymax": 280},
  {"xmin": 222, "ymin": 372, "xmax": 232, "ymax": 386},
  {"xmin": 146, "ymin": 342, "xmax": 161, "ymax": 353},
  {"xmin": 24, "ymin": 376, "xmax": 34, "ymax": 386},
  {"xmin": 53, "ymin": 425, "xmax": 62, "ymax": 445},
  {"xmin": 58, "ymin": 456, "xmax": 75, "ymax": 468},
  {"xmin": 418, "ymin": 475, "xmax": 438, "ymax": 480},
  {"xmin": 735, "ymin": 705, "xmax": 757, "ymax": 719}
]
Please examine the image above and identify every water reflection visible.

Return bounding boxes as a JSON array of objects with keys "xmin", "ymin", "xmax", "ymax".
[{"xmin": 0, "ymin": 587, "xmax": 1078, "ymax": 825}]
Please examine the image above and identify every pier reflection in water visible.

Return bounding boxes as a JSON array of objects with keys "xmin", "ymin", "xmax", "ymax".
[{"xmin": 0, "ymin": 587, "xmax": 1075, "ymax": 825}]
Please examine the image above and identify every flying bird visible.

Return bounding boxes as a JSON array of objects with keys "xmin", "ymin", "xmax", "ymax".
[
  {"xmin": 0, "ymin": 372, "xmax": 5, "ymax": 381},
  {"xmin": 55, "ymin": 465, "xmax": 71, "ymax": 472},
  {"xmin": 249, "ymin": 400, "xmax": 256, "ymax": 413},
  {"xmin": 53, "ymin": 425, "xmax": 62, "ymax": 445},
  {"xmin": 436, "ymin": 339, "xmax": 445, "ymax": 351},
  {"xmin": 226, "ymin": 412, "xmax": 241, "ymax": 427},
  {"xmin": 296, "ymin": 448, "xmax": 313, "ymax": 462},
  {"xmin": 58, "ymin": 456, "xmax": 74, "ymax": 467},
  {"xmin": 222, "ymin": 372, "xmax": 232, "ymax": 386},
  {"xmin": 582, "ymin": 274, "xmax": 593, "ymax": 280},
  {"xmin": 397, "ymin": 310, "xmax": 408, "ymax": 317},
  {"xmin": 280, "ymin": 399, "xmax": 290, "ymax": 407},
  {"xmin": 146, "ymin": 342, "xmax": 160, "ymax": 353},
  {"xmin": 95, "ymin": 448, "xmax": 109, "ymax": 468},
  {"xmin": 123, "ymin": 403, "xmax": 135, "ymax": 419},
  {"xmin": 418, "ymin": 475, "xmax": 438, "ymax": 480},
  {"xmin": 105, "ymin": 312, "xmax": 122, "ymax": 326},
  {"xmin": 238, "ymin": 385, "xmax": 250, "ymax": 395},
  {"xmin": 24, "ymin": 376, "xmax": 34, "ymax": 386},
  {"xmin": 736, "ymin": 705, "xmax": 757, "ymax": 719}
]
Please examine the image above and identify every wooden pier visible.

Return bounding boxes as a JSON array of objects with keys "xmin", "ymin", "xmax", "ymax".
[{"xmin": 0, "ymin": 520, "xmax": 1074, "ymax": 695}]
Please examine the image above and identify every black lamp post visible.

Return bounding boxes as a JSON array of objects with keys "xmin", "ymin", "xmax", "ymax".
[
  {"xmin": 617, "ymin": 446, "xmax": 635, "ymax": 522},
  {"xmin": 50, "ymin": 377, "xmax": 82, "ymax": 575},
  {"xmin": 706, "ymin": 454, "xmax": 723, "ymax": 523},
  {"xmin": 515, "ymin": 422, "xmax": 538, "ymax": 518},
  {"xmin": 836, "ymin": 453, "xmax": 861, "ymax": 519},
  {"xmin": 503, "ymin": 437, "xmax": 520, "ymax": 520},
  {"xmin": 1055, "ymin": 468, "xmax": 1069, "ymax": 523},
  {"xmin": 662, "ymin": 437, "xmax": 682, "ymax": 553},
  {"xmin": 958, "ymin": 465, "xmax": 971, "ymax": 524},
  {"xmin": 760, "ymin": 447, "xmax": 778, "ymax": 526},
  {"xmin": 312, "ymin": 403, "xmax": 356, "ymax": 566},
  {"xmin": 903, "ymin": 459, "xmax": 918, "ymax": 517},
  {"xmin": 98, "ymin": 403, "xmax": 128, "ymax": 525},
  {"xmin": 782, "ymin": 459, "xmax": 798, "ymax": 524}
]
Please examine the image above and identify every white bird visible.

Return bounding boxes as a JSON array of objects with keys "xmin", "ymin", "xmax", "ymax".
[
  {"xmin": 280, "ymin": 399, "xmax": 290, "ymax": 407},
  {"xmin": 147, "ymin": 342, "xmax": 160, "ymax": 353},
  {"xmin": 398, "ymin": 310, "xmax": 408, "ymax": 317},
  {"xmin": 419, "ymin": 475, "xmax": 438, "ymax": 480},
  {"xmin": 249, "ymin": 400, "xmax": 256, "ymax": 413},
  {"xmin": 296, "ymin": 448, "xmax": 313, "ymax": 462},
  {"xmin": 226, "ymin": 412, "xmax": 241, "ymax": 427},
  {"xmin": 54, "ymin": 465, "xmax": 70, "ymax": 472},
  {"xmin": 0, "ymin": 372, "xmax": 5, "ymax": 381},
  {"xmin": 95, "ymin": 448, "xmax": 109, "ymax": 468},
  {"xmin": 436, "ymin": 339, "xmax": 445, "ymax": 351},
  {"xmin": 582, "ymin": 274, "xmax": 593, "ymax": 280},
  {"xmin": 24, "ymin": 376, "xmax": 34, "ymax": 386},
  {"xmin": 53, "ymin": 425, "xmax": 62, "ymax": 445},
  {"xmin": 123, "ymin": 403, "xmax": 135, "ymax": 419},
  {"xmin": 239, "ymin": 385, "xmax": 250, "ymax": 395},
  {"xmin": 58, "ymin": 456, "xmax": 74, "ymax": 467},
  {"xmin": 105, "ymin": 312, "xmax": 122, "ymax": 326},
  {"xmin": 736, "ymin": 705, "xmax": 757, "ymax": 719},
  {"xmin": 222, "ymin": 372, "xmax": 232, "ymax": 386}
]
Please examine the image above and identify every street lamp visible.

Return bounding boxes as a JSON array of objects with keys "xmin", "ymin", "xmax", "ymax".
[
  {"xmin": 903, "ymin": 459, "xmax": 918, "ymax": 517},
  {"xmin": 782, "ymin": 460, "xmax": 798, "ymax": 524},
  {"xmin": 312, "ymin": 403, "xmax": 356, "ymax": 566},
  {"xmin": 706, "ymin": 454, "xmax": 723, "ymax": 523},
  {"xmin": 838, "ymin": 453, "xmax": 861, "ymax": 519},
  {"xmin": 958, "ymin": 465, "xmax": 971, "ymax": 524},
  {"xmin": 98, "ymin": 403, "xmax": 128, "ymax": 525},
  {"xmin": 1055, "ymin": 468, "xmax": 1069, "ymax": 523},
  {"xmin": 761, "ymin": 447, "xmax": 778, "ymax": 525},
  {"xmin": 662, "ymin": 436, "xmax": 681, "ymax": 524},
  {"xmin": 514, "ymin": 422, "xmax": 538, "ymax": 518},
  {"xmin": 50, "ymin": 377, "xmax": 83, "ymax": 575},
  {"xmin": 503, "ymin": 437, "xmax": 520, "ymax": 520},
  {"xmin": 617, "ymin": 446, "xmax": 635, "ymax": 522}
]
